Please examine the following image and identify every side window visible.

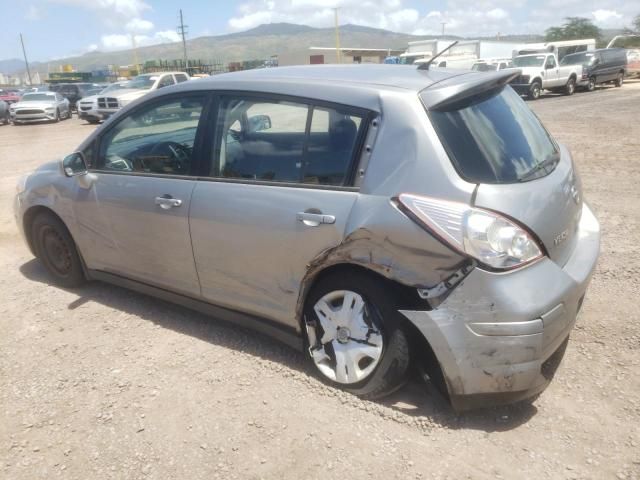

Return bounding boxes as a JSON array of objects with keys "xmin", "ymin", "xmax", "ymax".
[
  {"xmin": 212, "ymin": 96, "xmax": 365, "ymax": 186},
  {"xmin": 175, "ymin": 74, "xmax": 189, "ymax": 83},
  {"xmin": 305, "ymin": 106, "xmax": 362, "ymax": 185},
  {"xmin": 97, "ymin": 96, "xmax": 205, "ymax": 175},
  {"xmin": 157, "ymin": 75, "xmax": 175, "ymax": 89},
  {"xmin": 546, "ymin": 56, "xmax": 556, "ymax": 68}
]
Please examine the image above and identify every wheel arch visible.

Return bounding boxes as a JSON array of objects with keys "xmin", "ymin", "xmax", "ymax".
[{"xmin": 298, "ymin": 262, "xmax": 449, "ymax": 398}]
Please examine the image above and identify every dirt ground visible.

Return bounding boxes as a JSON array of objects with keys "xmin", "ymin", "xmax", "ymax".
[{"xmin": 1, "ymin": 81, "xmax": 639, "ymax": 480}]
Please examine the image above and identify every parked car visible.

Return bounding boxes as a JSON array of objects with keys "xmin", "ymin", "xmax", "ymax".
[
  {"xmin": 0, "ymin": 100, "xmax": 10, "ymax": 125},
  {"xmin": 471, "ymin": 58, "xmax": 513, "ymax": 72},
  {"xmin": 14, "ymin": 65, "xmax": 600, "ymax": 410},
  {"xmin": 607, "ymin": 34, "xmax": 640, "ymax": 78},
  {"xmin": 78, "ymin": 81, "xmax": 130, "ymax": 124},
  {"xmin": 96, "ymin": 72, "xmax": 190, "ymax": 118},
  {"xmin": 508, "ymin": 53, "xmax": 582, "ymax": 99},
  {"xmin": 48, "ymin": 83, "xmax": 95, "ymax": 112},
  {"xmin": 9, "ymin": 91, "xmax": 71, "ymax": 123},
  {"xmin": 561, "ymin": 48, "xmax": 627, "ymax": 91},
  {"xmin": 0, "ymin": 89, "xmax": 21, "ymax": 104}
]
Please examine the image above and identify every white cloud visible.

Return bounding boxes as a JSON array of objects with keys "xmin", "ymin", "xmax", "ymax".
[
  {"xmin": 100, "ymin": 30, "xmax": 182, "ymax": 51},
  {"xmin": 87, "ymin": 43, "xmax": 99, "ymax": 52},
  {"xmin": 125, "ymin": 18, "xmax": 154, "ymax": 33},
  {"xmin": 591, "ymin": 9, "xmax": 623, "ymax": 27},
  {"xmin": 227, "ymin": 0, "xmax": 631, "ymax": 37}
]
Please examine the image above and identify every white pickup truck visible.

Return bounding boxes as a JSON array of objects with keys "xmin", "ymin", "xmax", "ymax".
[{"xmin": 508, "ymin": 53, "xmax": 582, "ymax": 100}]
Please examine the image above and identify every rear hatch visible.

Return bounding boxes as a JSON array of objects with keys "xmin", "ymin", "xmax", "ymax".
[{"xmin": 421, "ymin": 73, "xmax": 582, "ymax": 266}]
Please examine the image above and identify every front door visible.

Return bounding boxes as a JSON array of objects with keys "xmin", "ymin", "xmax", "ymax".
[
  {"xmin": 189, "ymin": 95, "xmax": 368, "ymax": 327},
  {"xmin": 73, "ymin": 94, "xmax": 208, "ymax": 296},
  {"xmin": 544, "ymin": 55, "xmax": 560, "ymax": 87}
]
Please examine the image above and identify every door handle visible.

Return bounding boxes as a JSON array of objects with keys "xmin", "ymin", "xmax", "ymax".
[
  {"xmin": 296, "ymin": 212, "xmax": 336, "ymax": 227},
  {"xmin": 155, "ymin": 195, "xmax": 182, "ymax": 210}
]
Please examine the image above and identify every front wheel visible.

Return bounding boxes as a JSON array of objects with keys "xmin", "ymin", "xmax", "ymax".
[
  {"xmin": 615, "ymin": 73, "xmax": 624, "ymax": 87},
  {"xmin": 303, "ymin": 272, "xmax": 410, "ymax": 399},
  {"xmin": 528, "ymin": 81, "xmax": 542, "ymax": 100},
  {"xmin": 32, "ymin": 212, "xmax": 85, "ymax": 288},
  {"xmin": 53, "ymin": 109, "xmax": 60, "ymax": 123},
  {"xmin": 565, "ymin": 77, "xmax": 576, "ymax": 96}
]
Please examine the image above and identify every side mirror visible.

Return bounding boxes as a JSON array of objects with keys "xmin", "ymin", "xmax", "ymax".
[
  {"xmin": 248, "ymin": 114, "xmax": 272, "ymax": 132},
  {"xmin": 62, "ymin": 152, "xmax": 88, "ymax": 177}
]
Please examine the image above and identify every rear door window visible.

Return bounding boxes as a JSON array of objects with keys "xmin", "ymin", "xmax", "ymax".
[
  {"xmin": 211, "ymin": 96, "xmax": 366, "ymax": 186},
  {"xmin": 425, "ymin": 86, "xmax": 559, "ymax": 184}
]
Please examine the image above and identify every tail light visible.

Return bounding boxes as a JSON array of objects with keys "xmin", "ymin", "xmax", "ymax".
[{"xmin": 396, "ymin": 193, "xmax": 544, "ymax": 271}]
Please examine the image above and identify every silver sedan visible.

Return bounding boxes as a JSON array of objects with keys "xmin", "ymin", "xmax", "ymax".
[{"xmin": 10, "ymin": 92, "xmax": 71, "ymax": 124}]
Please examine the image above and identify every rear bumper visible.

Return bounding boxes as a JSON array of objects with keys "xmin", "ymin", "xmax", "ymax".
[{"xmin": 401, "ymin": 203, "xmax": 600, "ymax": 410}]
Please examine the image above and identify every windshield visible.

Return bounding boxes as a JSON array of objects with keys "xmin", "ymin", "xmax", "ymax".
[
  {"xmin": 100, "ymin": 82, "xmax": 130, "ymax": 94},
  {"xmin": 513, "ymin": 56, "xmax": 546, "ymax": 67},
  {"xmin": 426, "ymin": 86, "xmax": 559, "ymax": 184},
  {"xmin": 560, "ymin": 52, "xmax": 594, "ymax": 66},
  {"xmin": 21, "ymin": 93, "xmax": 55, "ymax": 101},
  {"xmin": 126, "ymin": 75, "xmax": 157, "ymax": 90},
  {"xmin": 472, "ymin": 63, "xmax": 497, "ymax": 72}
]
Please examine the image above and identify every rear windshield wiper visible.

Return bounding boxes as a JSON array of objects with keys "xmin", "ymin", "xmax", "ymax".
[{"xmin": 519, "ymin": 153, "xmax": 559, "ymax": 182}]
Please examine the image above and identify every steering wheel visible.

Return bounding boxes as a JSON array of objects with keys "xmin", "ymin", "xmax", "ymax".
[{"xmin": 149, "ymin": 141, "xmax": 190, "ymax": 172}]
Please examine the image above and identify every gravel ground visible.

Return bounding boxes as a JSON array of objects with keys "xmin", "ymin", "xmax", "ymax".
[{"xmin": 1, "ymin": 81, "xmax": 639, "ymax": 480}]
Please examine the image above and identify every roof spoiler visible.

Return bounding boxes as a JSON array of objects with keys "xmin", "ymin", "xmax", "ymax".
[{"xmin": 420, "ymin": 69, "xmax": 521, "ymax": 111}]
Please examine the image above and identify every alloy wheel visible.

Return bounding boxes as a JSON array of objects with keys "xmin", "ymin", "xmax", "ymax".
[{"xmin": 308, "ymin": 290, "xmax": 383, "ymax": 384}]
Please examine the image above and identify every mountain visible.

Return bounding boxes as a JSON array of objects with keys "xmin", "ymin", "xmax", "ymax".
[
  {"xmin": 0, "ymin": 58, "xmax": 29, "ymax": 75},
  {"xmin": 3, "ymin": 22, "xmax": 543, "ymax": 79}
]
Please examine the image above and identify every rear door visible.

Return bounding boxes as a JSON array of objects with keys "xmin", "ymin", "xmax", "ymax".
[
  {"xmin": 73, "ymin": 93, "xmax": 208, "ymax": 296},
  {"xmin": 188, "ymin": 94, "xmax": 368, "ymax": 326}
]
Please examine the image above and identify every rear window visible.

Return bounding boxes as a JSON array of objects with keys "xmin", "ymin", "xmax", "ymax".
[{"xmin": 426, "ymin": 86, "xmax": 558, "ymax": 184}]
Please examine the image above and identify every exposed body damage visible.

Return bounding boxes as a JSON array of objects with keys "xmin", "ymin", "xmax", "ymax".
[{"xmin": 400, "ymin": 203, "xmax": 600, "ymax": 410}]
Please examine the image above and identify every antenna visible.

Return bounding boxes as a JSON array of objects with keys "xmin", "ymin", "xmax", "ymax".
[
  {"xmin": 418, "ymin": 40, "xmax": 459, "ymax": 70},
  {"xmin": 177, "ymin": 9, "xmax": 189, "ymax": 72}
]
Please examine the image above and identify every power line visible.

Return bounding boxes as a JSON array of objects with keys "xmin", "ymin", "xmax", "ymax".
[{"xmin": 177, "ymin": 10, "xmax": 189, "ymax": 71}]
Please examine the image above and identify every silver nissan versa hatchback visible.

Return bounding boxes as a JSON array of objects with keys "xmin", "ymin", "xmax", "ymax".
[{"xmin": 14, "ymin": 65, "xmax": 600, "ymax": 410}]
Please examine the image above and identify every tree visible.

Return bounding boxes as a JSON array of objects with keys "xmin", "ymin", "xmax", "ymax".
[
  {"xmin": 633, "ymin": 14, "xmax": 640, "ymax": 33},
  {"xmin": 544, "ymin": 17, "xmax": 601, "ymax": 42}
]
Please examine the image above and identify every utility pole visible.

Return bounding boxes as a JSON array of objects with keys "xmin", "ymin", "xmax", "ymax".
[
  {"xmin": 177, "ymin": 9, "xmax": 189, "ymax": 72},
  {"xmin": 333, "ymin": 8, "xmax": 341, "ymax": 64},
  {"xmin": 20, "ymin": 33, "xmax": 33, "ymax": 85},
  {"xmin": 131, "ymin": 34, "xmax": 141, "ymax": 75},
  {"xmin": 440, "ymin": 21, "xmax": 447, "ymax": 37}
]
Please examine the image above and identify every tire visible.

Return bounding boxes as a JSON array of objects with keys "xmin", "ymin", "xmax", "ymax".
[
  {"xmin": 31, "ymin": 212, "xmax": 85, "ymax": 288},
  {"xmin": 2, "ymin": 112, "xmax": 8, "ymax": 125},
  {"xmin": 303, "ymin": 271, "xmax": 411, "ymax": 399},
  {"xmin": 54, "ymin": 109, "xmax": 60, "ymax": 123},
  {"xmin": 565, "ymin": 77, "xmax": 576, "ymax": 96},
  {"xmin": 586, "ymin": 77, "xmax": 596, "ymax": 92},
  {"xmin": 87, "ymin": 117, "xmax": 101, "ymax": 124},
  {"xmin": 67, "ymin": 109, "xmax": 73, "ymax": 119},
  {"xmin": 528, "ymin": 81, "xmax": 542, "ymax": 100},
  {"xmin": 615, "ymin": 73, "xmax": 624, "ymax": 87}
]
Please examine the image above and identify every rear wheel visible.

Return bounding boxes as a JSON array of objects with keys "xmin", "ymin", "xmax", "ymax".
[
  {"xmin": 586, "ymin": 77, "xmax": 596, "ymax": 92},
  {"xmin": 87, "ymin": 117, "xmax": 101, "ymax": 124},
  {"xmin": 67, "ymin": 108, "xmax": 73, "ymax": 119},
  {"xmin": 303, "ymin": 272, "xmax": 410, "ymax": 399},
  {"xmin": 2, "ymin": 112, "xmax": 8, "ymax": 125},
  {"xmin": 31, "ymin": 212, "xmax": 85, "ymax": 288},
  {"xmin": 528, "ymin": 81, "xmax": 542, "ymax": 100},
  {"xmin": 615, "ymin": 72, "xmax": 624, "ymax": 87},
  {"xmin": 565, "ymin": 77, "xmax": 576, "ymax": 96}
]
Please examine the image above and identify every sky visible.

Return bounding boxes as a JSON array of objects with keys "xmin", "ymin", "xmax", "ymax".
[{"xmin": 3, "ymin": 0, "xmax": 638, "ymax": 62}]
